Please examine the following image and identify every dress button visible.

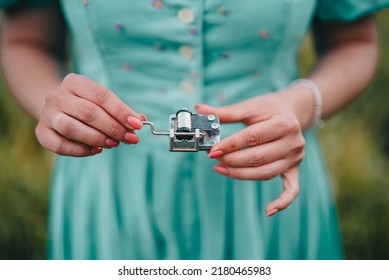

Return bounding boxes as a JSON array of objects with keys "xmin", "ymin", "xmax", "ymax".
[
  {"xmin": 179, "ymin": 45, "xmax": 194, "ymax": 59},
  {"xmin": 178, "ymin": 8, "xmax": 195, "ymax": 24},
  {"xmin": 181, "ymin": 80, "xmax": 195, "ymax": 93}
]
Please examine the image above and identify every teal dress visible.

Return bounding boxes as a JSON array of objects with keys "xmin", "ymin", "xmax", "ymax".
[{"xmin": 2, "ymin": 0, "xmax": 389, "ymax": 259}]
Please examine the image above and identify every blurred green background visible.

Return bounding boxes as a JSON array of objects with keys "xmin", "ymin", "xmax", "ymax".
[{"xmin": 1, "ymin": 10, "xmax": 389, "ymax": 260}]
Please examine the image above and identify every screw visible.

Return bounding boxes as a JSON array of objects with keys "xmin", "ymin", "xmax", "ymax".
[
  {"xmin": 211, "ymin": 123, "xmax": 219, "ymax": 129},
  {"xmin": 208, "ymin": 115, "xmax": 216, "ymax": 121}
]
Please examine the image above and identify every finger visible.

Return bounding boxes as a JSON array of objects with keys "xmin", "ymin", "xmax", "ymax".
[
  {"xmin": 266, "ymin": 166, "xmax": 300, "ymax": 216},
  {"xmin": 209, "ymin": 119, "xmax": 285, "ymax": 156},
  {"xmin": 51, "ymin": 113, "xmax": 123, "ymax": 148},
  {"xmin": 124, "ymin": 131, "xmax": 139, "ymax": 144},
  {"xmin": 213, "ymin": 158, "xmax": 292, "ymax": 181},
  {"xmin": 61, "ymin": 73, "xmax": 146, "ymax": 129},
  {"xmin": 36, "ymin": 124, "xmax": 98, "ymax": 157},
  {"xmin": 195, "ymin": 103, "xmax": 248, "ymax": 124},
  {"xmin": 50, "ymin": 90, "xmax": 132, "ymax": 142},
  {"xmin": 218, "ymin": 133, "xmax": 305, "ymax": 168},
  {"xmin": 218, "ymin": 140, "xmax": 293, "ymax": 168}
]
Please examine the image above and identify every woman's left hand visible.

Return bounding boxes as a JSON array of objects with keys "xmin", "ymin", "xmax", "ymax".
[{"xmin": 196, "ymin": 89, "xmax": 308, "ymax": 216}]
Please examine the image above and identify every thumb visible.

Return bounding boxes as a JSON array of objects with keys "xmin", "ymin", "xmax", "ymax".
[{"xmin": 195, "ymin": 103, "xmax": 245, "ymax": 123}]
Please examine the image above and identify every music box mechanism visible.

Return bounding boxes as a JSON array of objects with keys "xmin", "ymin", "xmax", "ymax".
[{"xmin": 142, "ymin": 109, "xmax": 221, "ymax": 152}]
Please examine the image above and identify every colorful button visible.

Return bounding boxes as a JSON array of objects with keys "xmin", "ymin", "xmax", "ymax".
[
  {"xmin": 82, "ymin": 0, "xmax": 89, "ymax": 7},
  {"xmin": 152, "ymin": 0, "xmax": 163, "ymax": 9},
  {"xmin": 122, "ymin": 63, "xmax": 131, "ymax": 71},
  {"xmin": 259, "ymin": 29, "xmax": 270, "ymax": 39},
  {"xmin": 179, "ymin": 46, "xmax": 194, "ymax": 59},
  {"xmin": 218, "ymin": 7, "xmax": 230, "ymax": 16},
  {"xmin": 115, "ymin": 23, "xmax": 125, "ymax": 32},
  {"xmin": 191, "ymin": 71, "xmax": 199, "ymax": 79},
  {"xmin": 181, "ymin": 80, "xmax": 195, "ymax": 93},
  {"xmin": 190, "ymin": 28, "xmax": 198, "ymax": 36},
  {"xmin": 178, "ymin": 8, "xmax": 195, "ymax": 24}
]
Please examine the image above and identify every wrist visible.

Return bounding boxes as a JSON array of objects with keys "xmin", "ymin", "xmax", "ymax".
[{"xmin": 278, "ymin": 79, "xmax": 323, "ymax": 130}]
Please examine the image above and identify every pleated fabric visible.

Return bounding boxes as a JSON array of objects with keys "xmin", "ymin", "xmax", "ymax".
[{"xmin": 47, "ymin": 128, "xmax": 343, "ymax": 259}]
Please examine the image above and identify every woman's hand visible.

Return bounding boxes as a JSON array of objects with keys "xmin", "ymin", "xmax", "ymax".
[
  {"xmin": 2, "ymin": 7, "xmax": 147, "ymax": 157},
  {"xmin": 196, "ymin": 89, "xmax": 309, "ymax": 216},
  {"xmin": 35, "ymin": 73, "xmax": 146, "ymax": 157}
]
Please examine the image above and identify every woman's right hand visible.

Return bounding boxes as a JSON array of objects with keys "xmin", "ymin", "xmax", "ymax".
[{"xmin": 35, "ymin": 73, "xmax": 146, "ymax": 157}]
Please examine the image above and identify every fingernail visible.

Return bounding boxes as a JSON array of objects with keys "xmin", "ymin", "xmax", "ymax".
[
  {"xmin": 209, "ymin": 150, "xmax": 224, "ymax": 159},
  {"xmin": 214, "ymin": 164, "xmax": 228, "ymax": 175},
  {"xmin": 195, "ymin": 104, "xmax": 207, "ymax": 110},
  {"xmin": 105, "ymin": 138, "xmax": 120, "ymax": 148},
  {"xmin": 91, "ymin": 147, "xmax": 103, "ymax": 155},
  {"xmin": 267, "ymin": 209, "xmax": 279, "ymax": 217},
  {"xmin": 124, "ymin": 132, "xmax": 139, "ymax": 144},
  {"xmin": 127, "ymin": 116, "xmax": 143, "ymax": 130}
]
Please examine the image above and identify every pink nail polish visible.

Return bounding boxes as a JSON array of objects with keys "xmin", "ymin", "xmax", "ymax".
[
  {"xmin": 267, "ymin": 209, "xmax": 279, "ymax": 217},
  {"xmin": 124, "ymin": 132, "xmax": 139, "ymax": 144},
  {"xmin": 91, "ymin": 147, "xmax": 103, "ymax": 155},
  {"xmin": 127, "ymin": 116, "xmax": 143, "ymax": 130},
  {"xmin": 214, "ymin": 165, "xmax": 228, "ymax": 175},
  {"xmin": 209, "ymin": 150, "xmax": 224, "ymax": 159},
  {"xmin": 195, "ymin": 104, "xmax": 209, "ymax": 111},
  {"xmin": 105, "ymin": 138, "xmax": 119, "ymax": 148}
]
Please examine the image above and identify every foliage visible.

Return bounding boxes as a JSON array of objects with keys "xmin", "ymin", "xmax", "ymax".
[
  {"xmin": 0, "ymin": 75, "xmax": 52, "ymax": 259},
  {"xmin": 318, "ymin": 10, "xmax": 389, "ymax": 259}
]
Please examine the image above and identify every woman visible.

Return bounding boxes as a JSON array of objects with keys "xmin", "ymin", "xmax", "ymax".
[{"xmin": 1, "ymin": 0, "xmax": 388, "ymax": 259}]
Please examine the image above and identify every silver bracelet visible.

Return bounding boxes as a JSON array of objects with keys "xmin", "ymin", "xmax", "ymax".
[{"xmin": 289, "ymin": 79, "xmax": 324, "ymax": 128}]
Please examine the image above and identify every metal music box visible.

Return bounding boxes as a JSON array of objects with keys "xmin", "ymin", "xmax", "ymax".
[{"xmin": 142, "ymin": 109, "xmax": 221, "ymax": 152}]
